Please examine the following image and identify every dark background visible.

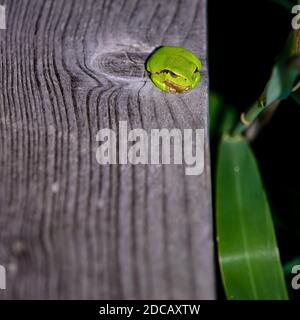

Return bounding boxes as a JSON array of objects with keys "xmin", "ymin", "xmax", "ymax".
[{"xmin": 208, "ymin": 0, "xmax": 300, "ymax": 298}]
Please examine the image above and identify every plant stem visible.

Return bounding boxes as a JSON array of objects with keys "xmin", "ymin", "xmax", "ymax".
[
  {"xmin": 233, "ymin": 28, "xmax": 300, "ymax": 136},
  {"xmin": 232, "ymin": 101, "xmax": 261, "ymax": 135}
]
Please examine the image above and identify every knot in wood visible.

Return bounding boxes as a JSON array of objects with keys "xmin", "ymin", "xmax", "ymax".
[{"xmin": 96, "ymin": 51, "xmax": 148, "ymax": 80}]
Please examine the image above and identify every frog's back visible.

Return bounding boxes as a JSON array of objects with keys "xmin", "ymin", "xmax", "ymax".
[{"xmin": 146, "ymin": 46, "xmax": 202, "ymax": 73}]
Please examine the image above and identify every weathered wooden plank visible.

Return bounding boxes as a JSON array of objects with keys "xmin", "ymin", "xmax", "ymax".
[{"xmin": 0, "ymin": 0, "xmax": 215, "ymax": 299}]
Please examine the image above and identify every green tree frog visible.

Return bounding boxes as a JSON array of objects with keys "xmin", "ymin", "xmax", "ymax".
[{"xmin": 146, "ymin": 46, "xmax": 202, "ymax": 94}]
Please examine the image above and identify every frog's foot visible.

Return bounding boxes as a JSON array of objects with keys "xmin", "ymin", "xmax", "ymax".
[
  {"xmin": 168, "ymin": 87, "xmax": 177, "ymax": 94},
  {"xmin": 164, "ymin": 80, "xmax": 190, "ymax": 93}
]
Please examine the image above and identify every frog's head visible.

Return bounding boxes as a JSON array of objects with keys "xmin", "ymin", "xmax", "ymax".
[
  {"xmin": 159, "ymin": 57, "xmax": 200, "ymax": 93},
  {"xmin": 146, "ymin": 46, "xmax": 202, "ymax": 94}
]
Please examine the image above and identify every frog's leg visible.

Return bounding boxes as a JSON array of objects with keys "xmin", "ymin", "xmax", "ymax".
[
  {"xmin": 150, "ymin": 74, "xmax": 175, "ymax": 93},
  {"xmin": 191, "ymin": 72, "xmax": 201, "ymax": 89}
]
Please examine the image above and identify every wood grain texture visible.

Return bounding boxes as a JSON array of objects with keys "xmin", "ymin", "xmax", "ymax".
[{"xmin": 0, "ymin": 0, "xmax": 215, "ymax": 299}]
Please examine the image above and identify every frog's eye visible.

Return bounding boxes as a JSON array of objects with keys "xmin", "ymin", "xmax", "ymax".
[
  {"xmin": 169, "ymin": 71, "xmax": 179, "ymax": 78},
  {"xmin": 159, "ymin": 69, "xmax": 179, "ymax": 78}
]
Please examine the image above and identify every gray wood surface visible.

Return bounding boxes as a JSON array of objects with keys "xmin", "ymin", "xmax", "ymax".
[{"xmin": 0, "ymin": 0, "xmax": 215, "ymax": 299}]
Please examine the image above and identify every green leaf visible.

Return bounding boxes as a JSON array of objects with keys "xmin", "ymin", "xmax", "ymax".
[
  {"xmin": 234, "ymin": 31, "xmax": 300, "ymax": 134},
  {"xmin": 219, "ymin": 105, "xmax": 238, "ymax": 134},
  {"xmin": 265, "ymin": 32, "xmax": 300, "ymax": 106},
  {"xmin": 265, "ymin": 58, "xmax": 300, "ymax": 106},
  {"xmin": 216, "ymin": 135, "xmax": 288, "ymax": 300},
  {"xmin": 209, "ymin": 91, "xmax": 238, "ymax": 138}
]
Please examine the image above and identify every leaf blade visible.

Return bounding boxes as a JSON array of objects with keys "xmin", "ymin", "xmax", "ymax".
[{"xmin": 216, "ymin": 135, "xmax": 288, "ymax": 300}]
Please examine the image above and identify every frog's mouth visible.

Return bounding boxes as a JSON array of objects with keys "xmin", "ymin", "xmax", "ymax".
[{"xmin": 164, "ymin": 80, "xmax": 190, "ymax": 93}]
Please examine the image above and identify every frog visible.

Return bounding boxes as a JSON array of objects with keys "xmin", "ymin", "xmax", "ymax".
[{"xmin": 146, "ymin": 46, "xmax": 202, "ymax": 94}]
